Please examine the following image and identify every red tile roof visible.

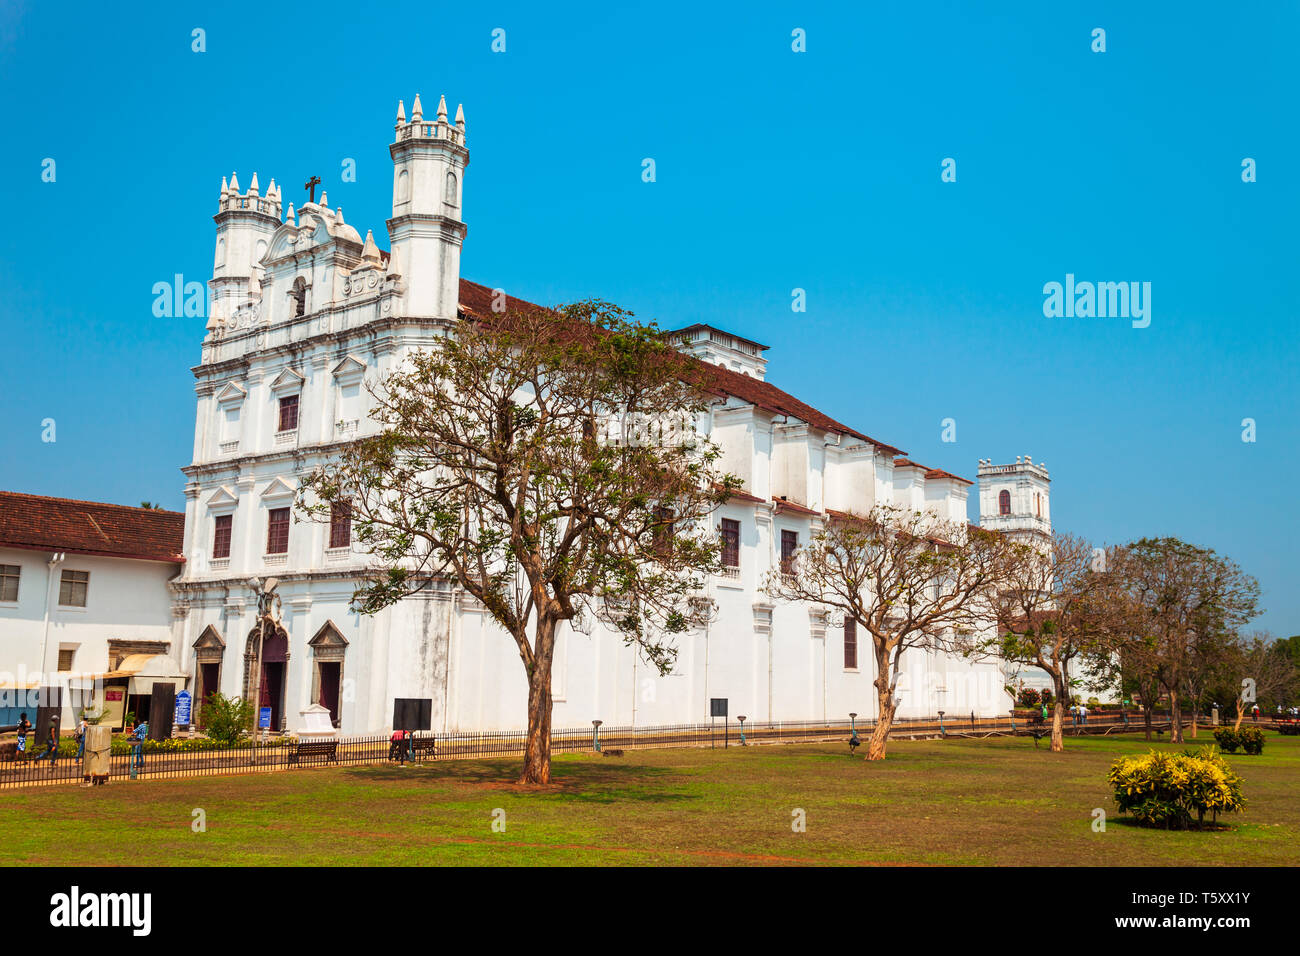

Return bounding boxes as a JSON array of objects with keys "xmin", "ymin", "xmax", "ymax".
[
  {"xmin": 894, "ymin": 458, "xmax": 973, "ymax": 486},
  {"xmin": 925, "ymin": 468, "xmax": 973, "ymax": 486},
  {"xmin": 0, "ymin": 492, "xmax": 185, "ymax": 563},
  {"xmin": 773, "ymin": 497, "xmax": 822, "ymax": 517},
  {"xmin": 455, "ymin": 279, "xmax": 906, "ymax": 458}
]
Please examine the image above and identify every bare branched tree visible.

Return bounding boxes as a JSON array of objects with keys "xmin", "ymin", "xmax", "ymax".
[{"xmin": 765, "ymin": 505, "xmax": 1022, "ymax": 760}]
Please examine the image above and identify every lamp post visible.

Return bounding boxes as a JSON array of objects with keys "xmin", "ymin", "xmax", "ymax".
[
  {"xmin": 937, "ymin": 710, "xmax": 946, "ymax": 737},
  {"xmin": 737, "ymin": 715, "xmax": 746, "ymax": 746},
  {"xmin": 592, "ymin": 719, "xmax": 602, "ymax": 753},
  {"xmin": 247, "ymin": 576, "xmax": 280, "ymax": 760}
]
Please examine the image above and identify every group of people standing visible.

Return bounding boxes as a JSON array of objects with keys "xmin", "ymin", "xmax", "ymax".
[{"xmin": 11, "ymin": 714, "xmax": 148, "ymax": 772}]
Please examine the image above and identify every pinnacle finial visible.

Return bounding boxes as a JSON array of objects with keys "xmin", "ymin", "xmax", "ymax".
[
  {"xmin": 267, "ymin": 178, "xmax": 278, "ymax": 199},
  {"xmin": 335, "ymin": 205, "xmax": 344, "ymax": 224},
  {"xmin": 361, "ymin": 229, "xmax": 381, "ymax": 262},
  {"xmin": 455, "ymin": 103, "xmax": 465, "ymax": 128},
  {"xmin": 229, "ymin": 171, "xmax": 240, "ymax": 193},
  {"xmin": 411, "ymin": 93, "xmax": 423, "ymax": 122},
  {"xmin": 249, "ymin": 172, "xmax": 260, "ymax": 196},
  {"xmin": 286, "ymin": 202, "xmax": 296, "ymax": 225},
  {"xmin": 437, "ymin": 94, "xmax": 448, "ymax": 121},
  {"xmin": 220, "ymin": 176, "xmax": 229, "ymax": 197},
  {"xmin": 396, "ymin": 98, "xmax": 406, "ymax": 124},
  {"xmin": 319, "ymin": 190, "xmax": 328, "ymax": 207}
]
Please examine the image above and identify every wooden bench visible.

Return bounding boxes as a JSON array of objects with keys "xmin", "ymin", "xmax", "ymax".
[
  {"xmin": 389, "ymin": 736, "xmax": 437, "ymax": 762},
  {"xmin": 288, "ymin": 738, "xmax": 339, "ymax": 765}
]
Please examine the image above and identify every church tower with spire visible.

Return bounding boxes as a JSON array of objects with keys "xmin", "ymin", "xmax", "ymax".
[
  {"xmin": 387, "ymin": 93, "xmax": 469, "ymax": 319},
  {"xmin": 210, "ymin": 172, "xmax": 281, "ymax": 326}
]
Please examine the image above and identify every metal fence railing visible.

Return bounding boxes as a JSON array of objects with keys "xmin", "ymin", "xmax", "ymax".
[{"xmin": 0, "ymin": 710, "xmax": 1277, "ymax": 791}]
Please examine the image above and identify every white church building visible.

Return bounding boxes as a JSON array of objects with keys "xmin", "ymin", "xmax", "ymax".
[{"xmin": 168, "ymin": 94, "xmax": 1053, "ymax": 736}]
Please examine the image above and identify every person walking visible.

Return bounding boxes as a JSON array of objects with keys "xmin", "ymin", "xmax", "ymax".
[
  {"xmin": 15, "ymin": 712, "xmax": 31, "ymax": 758},
  {"xmin": 1079, "ymin": 702, "xmax": 1088, "ymax": 726},
  {"xmin": 129, "ymin": 719, "xmax": 148, "ymax": 775},
  {"xmin": 34, "ymin": 724, "xmax": 60, "ymax": 769},
  {"xmin": 75, "ymin": 716, "xmax": 88, "ymax": 761}
]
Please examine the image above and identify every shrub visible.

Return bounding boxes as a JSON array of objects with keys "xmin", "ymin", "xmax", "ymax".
[
  {"xmin": 199, "ymin": 693, "xmax": 255, "ymax": 746},
  {"xmin": 1238, "ymin": 726, "xmax": 1265, "ymax": 755},
  {"xmin": 1278, "ymin": 723, "xmax": 1300, "ymax": 736},
  {"xmin": 1040, "ymin": 688, "xmax": 1054, "ymax": 705},
  {"xmin": 1107, "ymin": 746, "xmax": 1245, "ymax": 829},
  {"xmin": 1212, "ymin": 727, "xmax": 1240, "ymax": 753},
  {"xmin": 1017, "ymin": 688, "xmax": 1041, "ymax": 708}
]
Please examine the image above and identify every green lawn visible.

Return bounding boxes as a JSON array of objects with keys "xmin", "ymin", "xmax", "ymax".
[{"xmin": 1, "ymin": 733, "xmax": 1296, "ymax": 866}]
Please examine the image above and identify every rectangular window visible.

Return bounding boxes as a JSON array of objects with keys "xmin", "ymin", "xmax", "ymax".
[
  {"xmin": 266, "ymin": 508, "xmax": 290, "ymax": 554},
  {"xmin": 278, "ymin": 394, "xmax": 299, "ymax": 432},
  {"xmin": 212, "ymin": 514, "xmax": 233, "ymax": 559},
  {"xmin": 780, "ymin": 529, "xmax": 798, "ymax": 575},
  {"xmin": 652, "ymin": 506, "xmax": 675, "ymax": 557},
  {"xmin": 57, "ymin": 648, "xmax": 76, "ymax": 672},
  {"xmin": 58, "ymin": 570, "xmax": 89, "ymax": 607},
  {"xmin": 0, "ymin": 564, "xmax": 19, "ymax": 602},
  {"xmin": 720, "ymin": 518, "xmax": 740, "ymax": 568},
  {"xmin": 844, "ymin": 618, "xmax": 858, "ymax": 670},
  {"xmin": 329, "ymin": 501, "xmax": 352, "ymax": 549}
]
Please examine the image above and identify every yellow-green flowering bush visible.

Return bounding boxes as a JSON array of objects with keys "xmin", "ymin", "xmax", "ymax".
[{"xmin": 1107, "ymin": 746, "xmax": 1245, "ymax": 829}]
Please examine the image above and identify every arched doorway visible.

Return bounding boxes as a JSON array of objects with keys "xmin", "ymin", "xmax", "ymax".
[{"xmin": 244, "ymin": 623, "xmax": 290, "ymax": 733}]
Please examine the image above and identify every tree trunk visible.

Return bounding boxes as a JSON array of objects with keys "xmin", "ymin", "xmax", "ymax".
[
  {"xmin": 1050, "ymin": 697, "xmax": 1065, "ymax": 753},
  {"xmin": 1190, "ymin": 699, "xmax": 1199, "ymax": 739},
  {"xmin": 1169, "ymin": 689, "xmax": 1183, "ymax": 743},
  {"xmin": 519, "ymin": 620, "xmax": 556, "ymax": 785},
  {"xmin": 866, "ymin": 692, "xmax": 896, "ymax": 760},
  {"xmin": 866, "ymin": 645, "xmax": 896, "ymax": 760},
  {"xmin": 1233, "ymin": 699, "xmax": 1245, "ymax": 732},
  {"xmin": 1142, "ymin": 705, "xmax": 1152, "ymax": 741}
]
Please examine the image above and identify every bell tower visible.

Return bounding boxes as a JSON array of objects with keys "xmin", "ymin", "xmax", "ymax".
[
  {"xmin": 977, "ymin": 456, "xmax": 1052, "ymax": 544},
  {"xmin": 210, "ymin": 171, "xmax": 281, "ymax": 325},
  {"xmin": 387, "ymin": 93, "xmax": 468, "ymax": 320}
]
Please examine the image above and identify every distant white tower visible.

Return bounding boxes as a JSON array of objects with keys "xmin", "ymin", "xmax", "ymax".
[{"xmin": 976, "ymin": 456, "xmax": 1051, "ymax": 542}]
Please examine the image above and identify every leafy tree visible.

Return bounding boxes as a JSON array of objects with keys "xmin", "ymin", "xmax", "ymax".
[
  {"xmin": 765, "ymin": 505, "xmax": 1023, "ymax": 760},
  {"xmin": 200, "ymin": 693, "xmax": 254, "ymax": 746},
  {"xmin": 1112, "ymin": 538, "xmax": 1261, "ymax": 743},
  {"xmin": 299, "ymin": 302, "xmax": 735, "ymax": 783}
]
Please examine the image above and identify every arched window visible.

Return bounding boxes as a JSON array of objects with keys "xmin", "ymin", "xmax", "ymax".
[
  {"xmin": 444, "ymin": 170, "xmax": 457, "ymax": 205},
  {"xmin": 397, "ymin": 168, "xmax": 410, "ymax": 204},
  {"xmin": 998, "ymin": 490, "xmax": 1011, "ymax": 515},
  {"xmin": 291, "ymin": 277, "xmax": 306, "ymax": 318}
]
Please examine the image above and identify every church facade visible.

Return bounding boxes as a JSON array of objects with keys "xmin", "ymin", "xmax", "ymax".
[{"xmin": 169, "ymin": 95, "xmax": 1051, "ymax": 735}]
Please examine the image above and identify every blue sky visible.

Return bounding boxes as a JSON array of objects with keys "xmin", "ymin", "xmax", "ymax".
[{"xmin": 0, "ymin": 1, "xmax": 1295, "ymax": 634}]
